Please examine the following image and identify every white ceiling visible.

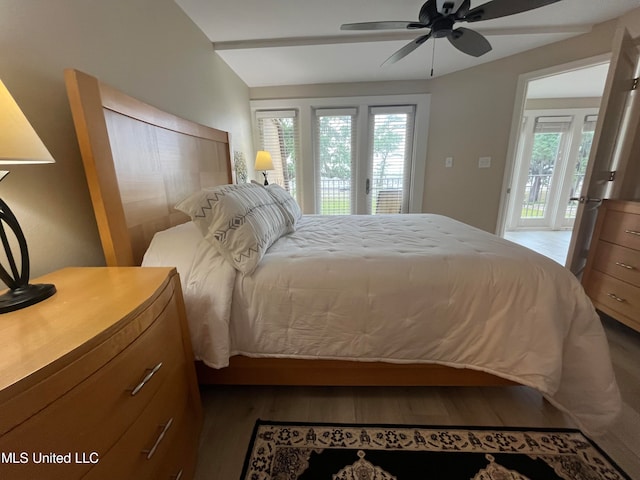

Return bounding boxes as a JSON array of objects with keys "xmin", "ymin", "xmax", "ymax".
[
  {"xmin": 175, "ymin": 0, "xmax": 640, "ymax": 88},
  {"xmin": 527, "ymin": 62, "xmax": 609, "ymax": 98}
]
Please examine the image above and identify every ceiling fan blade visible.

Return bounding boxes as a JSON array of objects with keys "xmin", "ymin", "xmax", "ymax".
[
  {"xmin": 463, "ymin": 0, "xmax": 561, "ymax": 23},
  {"xmin": 447, "ymin": 28, "xmax": 492, "ymax": 57},
  {"xmin": 341, "ymin": 21, "xmax": 426, "ymax": 31},
  {"xmin": 382, "ymin": 33, "xmax": 432, "ymax": 66}
]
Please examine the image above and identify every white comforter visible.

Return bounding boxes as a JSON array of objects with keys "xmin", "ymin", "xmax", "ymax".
[{"xmin": 143, "ymin": 214, "xmax": 621, "ymax": 435}]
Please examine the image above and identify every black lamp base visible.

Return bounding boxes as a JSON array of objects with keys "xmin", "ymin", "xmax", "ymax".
[{"xmin": 0, "ymin": 283, "xmax": 56, "ymax": 314}]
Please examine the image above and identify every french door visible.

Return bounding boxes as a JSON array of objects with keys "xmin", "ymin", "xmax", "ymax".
[
  {"xmin": 508, "ymin": 111, "xmax": 597, "ymax": 231},
  {"xmin": 314, "ymin": 105, "xmax": 415, "ymax": 215}
]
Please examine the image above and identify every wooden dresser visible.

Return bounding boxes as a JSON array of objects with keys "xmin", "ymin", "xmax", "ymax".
[
  {"xmin": 0, "ymin": 267, "xmax": 202, "ymax": 480},
  {"xmin": 582, "ymin": 200, "xmax": 640, "ymax": 332}
]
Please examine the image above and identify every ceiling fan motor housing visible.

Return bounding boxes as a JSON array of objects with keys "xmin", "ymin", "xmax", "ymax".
[
  {"xmin": 432, "ymin": 17, "xmax": 455, "ymax": 37},
  {"xmin": 421, "ymin": 0, "xmax": 469, "ymax": 34},
  {"xmin": 435, "ymin": 0, "xmax": 467, "ymax": 16}
]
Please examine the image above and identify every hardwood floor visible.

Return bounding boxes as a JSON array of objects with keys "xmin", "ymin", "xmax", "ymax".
[
  {"xmin": 503, "ymin": 229, "xmax": 572, "ymax": 265},
  {"xmin": 194, "ymin": 315, "xmax": 640, "ymax": 480}
]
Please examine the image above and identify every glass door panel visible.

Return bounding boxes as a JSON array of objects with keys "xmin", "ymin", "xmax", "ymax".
[
  {"xmin": 315, "ymin": 109, "xmax": 355, "ymax": 215},
  {"xmin": 564, "ymin": 115, "xmax": 597, "ymax": 221},
  {"xmin": 369, "ymin": 106, "xmax": 414, "ymax": 214},
  {"xmin": 518, "ymin": 116, "xmax": 571, "ymax": 227},
  {"xmin": 255, "ymin": 110, "xmax": 300, "ymax": 199}
]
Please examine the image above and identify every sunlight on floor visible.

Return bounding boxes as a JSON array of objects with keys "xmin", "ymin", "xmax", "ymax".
[{"xmin": 503, "ymin": 230, "xmax": 572, "ymax": 266}]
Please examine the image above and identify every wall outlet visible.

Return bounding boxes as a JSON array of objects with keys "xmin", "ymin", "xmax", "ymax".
[
  {"xmin": 478, "ymin": 156, "xmax": 491, "ymax": 168},
  {"xmin": 445, "ymin": 156, "xmax": 453, "ymax": 168}
]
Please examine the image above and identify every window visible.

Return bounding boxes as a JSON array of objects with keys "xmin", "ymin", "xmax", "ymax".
[
  {"xmin": 255, "ymin": 110, "xmax": 299, "ymax": 198},
  {"xmin": 251, "ymin": 94, "xmax": 430, "ymax": 214}
]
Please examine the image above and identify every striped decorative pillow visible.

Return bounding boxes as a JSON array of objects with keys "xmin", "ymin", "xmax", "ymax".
[
  {"xmin": 175, "ymin": 183, "xmax": 290, "ymax": 274},
  {"xmin": 265, "ymin": 184, "xmax": 302, "ymax": 230}
]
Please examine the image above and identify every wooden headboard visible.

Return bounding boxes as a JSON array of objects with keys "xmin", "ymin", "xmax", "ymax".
[{"xmin": 65, "ymin": 69, "xmax": 233, "ymax": 266}]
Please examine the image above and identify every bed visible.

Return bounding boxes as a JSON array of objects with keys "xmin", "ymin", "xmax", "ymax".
[{"xmin": 64, "ymin": 69, "xmax": 620, "ymax": 435}]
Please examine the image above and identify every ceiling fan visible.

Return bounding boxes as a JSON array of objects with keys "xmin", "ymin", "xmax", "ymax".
[{"xmin": 340, "ymin": 0, "xmax": 562, "ymax": 66}]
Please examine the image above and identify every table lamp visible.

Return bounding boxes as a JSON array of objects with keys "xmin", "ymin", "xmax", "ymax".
[
  {"xmin": 254, "ymin": 150, "xmax": 274, "ymax": 185},
  {"xmin": 0, "ymin": 79, "xmax": 56, "ymax": 313}
]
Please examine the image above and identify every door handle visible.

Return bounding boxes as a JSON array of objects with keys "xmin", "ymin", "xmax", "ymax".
[
  {"xmin": 365, "ymin": 178, "xmax": 370, "ymax": 195},
  {"xmin": 569, "ymin": 196, "xmax": 602, "ymax": 204}
]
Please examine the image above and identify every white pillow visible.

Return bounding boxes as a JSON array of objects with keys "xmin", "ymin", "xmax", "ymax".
[
  {"xmin": 141, "ymin": 222, "xmax": 204, "ymax": 289},
  {"xmin": 175, "ymin": 183, "xmax": 290, "ymax": 274},
  {"xmin": 266, "ymin": 184, "xmax": 302, "ymax": 230}
]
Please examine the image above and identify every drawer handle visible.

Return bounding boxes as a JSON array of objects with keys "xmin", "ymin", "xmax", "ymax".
[
  {"xmin": 625, "ymin": 229, "xmax": 640, "ymax": 237},
  {"xmin": 172, "ymin": 469, "xmax": 184, "ymax": 480},
  {"xmin": 143, "ymin": 417, "xmax": 173, "ymax": 460},
  {"xmin": 615, "ymin": 261, "xmax": 635, "ymax": 270},
  {"xmin": 131, "ymin": 362, "xmax": 163, "ymax": 396},
  {"xmin": 607, "ymin": 293, "xmax": 626, "ymax": 303}
]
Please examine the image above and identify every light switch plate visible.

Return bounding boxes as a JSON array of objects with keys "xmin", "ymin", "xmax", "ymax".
[
  {"xmin": 478, "ymin": 156, "xmax": 491, "ymax": 168},
  {"xmin": 445, "ymin": 157, "xmax": 453, "ymax": 168}
]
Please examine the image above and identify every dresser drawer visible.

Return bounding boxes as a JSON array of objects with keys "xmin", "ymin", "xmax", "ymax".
[
  {"xmin": 150, "ymin": 400, "xmax": 201, "ymax": 480},
  {"xmin": 600, "ymin": 210, "xmax": 640, "ymax": 251},
  {"xmin": 81, "ymin": 364, "xmax": 191, "ymax": 480},
  {"xmin": 0, "ymin": 293, "xmax": 185, "ymax": 480},
  {"xmin": 592, "ymin": 241, "xmax": 640, "ymax": 288},
  {"xmin": 585, "ymin": 270, "xmax": 640, "ymax": 328}
]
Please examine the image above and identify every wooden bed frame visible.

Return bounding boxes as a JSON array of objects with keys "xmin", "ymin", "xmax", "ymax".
[{"xmin": 64, "ymin": 68, "xmax": 514, "ymax": 387}]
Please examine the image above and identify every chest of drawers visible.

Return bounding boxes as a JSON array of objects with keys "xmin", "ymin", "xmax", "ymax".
[
  {"xmin": 582, "ymin": 200, "xmax": 640, "ymax": 332},
  {"xmin": 0, "ymin": 267, "xmax": 202, "ymax": 479}
]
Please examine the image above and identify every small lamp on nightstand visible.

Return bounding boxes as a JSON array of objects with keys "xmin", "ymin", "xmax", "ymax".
[
  {"xmin": 254, "ymin": 150, "xmax": 274, "ymax": 185},
  {"xmin": 0, "ymin": 79, "xmax": 56, "ymax": 313}
]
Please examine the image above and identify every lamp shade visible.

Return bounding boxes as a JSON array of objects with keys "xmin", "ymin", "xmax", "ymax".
[
  {"xmin": 0, "ymin": 79, "xmax": 57, "ymax": 313},
  {"xmin": 0, "ymin": 79, "xmax": 54, "ymax": 165},
  {"xmin": 254, "ymin": 150, "xmax": 274, "ymax": 171}
]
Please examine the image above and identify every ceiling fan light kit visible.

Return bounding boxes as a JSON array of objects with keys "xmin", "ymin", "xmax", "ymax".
[{"xmin": 340, "ymin": 0, "xmax": 562, "ymax": 65}]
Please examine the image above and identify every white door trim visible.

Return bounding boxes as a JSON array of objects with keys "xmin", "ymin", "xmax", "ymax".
[{"xmin": 496, "ymin": 53, "xmax": 611, "ymax": 237}]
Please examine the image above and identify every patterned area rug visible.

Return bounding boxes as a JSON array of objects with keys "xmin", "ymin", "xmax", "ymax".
[{"xmin": 240, "ymin": 421, "xmax": 631, "ymax": 479}]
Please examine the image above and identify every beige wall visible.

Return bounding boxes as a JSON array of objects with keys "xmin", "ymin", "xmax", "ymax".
[
  {"xmin": 0, "ymin": 0, "xmax": 253, "ymax": 276},
  {"xmin": 251, "ymin": 14, "xmax": 638, "ymax": 233}
]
